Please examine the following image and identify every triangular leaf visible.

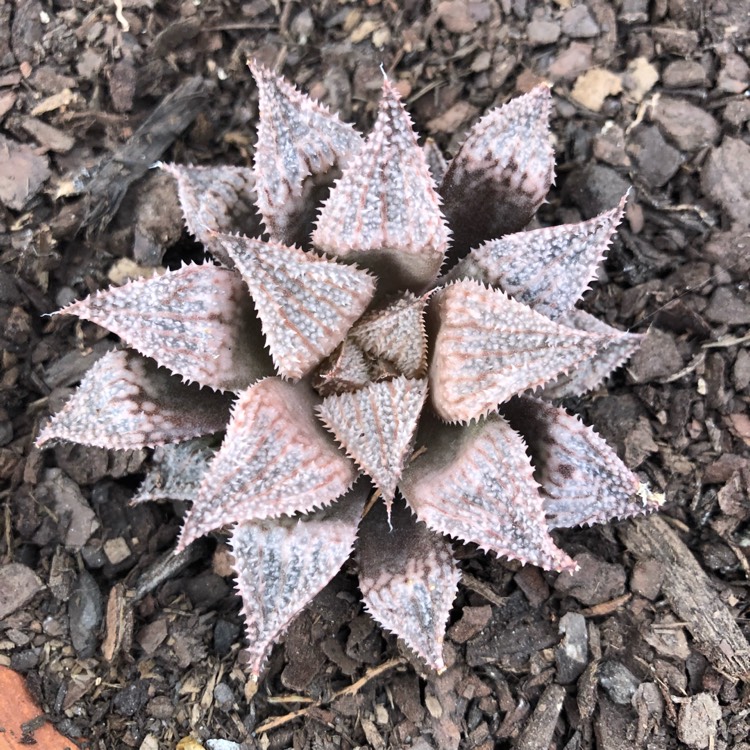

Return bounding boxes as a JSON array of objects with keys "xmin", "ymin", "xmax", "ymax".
[
  {"xmin": 250, "ymin": 63, "xmax": 363, "ymax": 245},
  {"xmin": 351, "ymin": 292, "xmax": 431, "ymax": 378},
  {"xmin": 133, "ymin": 438, "xmax": 214, "ymax": 504},
  {"xmin": 444, "ymin": 196, "xmax": 627, "ymax": 319},
  {"xmin": 539, "ymin": 309, "xmax": 644, "ymax": 398},
  {"xmin": 58, "ymin": 264, "xmax": 272, "ymax": 391},
  {"xmin": 502, "ymin": 396, "xmax": 659, "ymax": 528},
  {"xmin": 313, "ymin": 79, "xmax": 449, "ymax": 292},
  {"xmin": 232, "ymin": 483, "xmax": 368, "ymax": 679},
  {"xmin": 216, "ymin": 234, "xmax": 376, "ymax": 379},
  {"xmin": 37, "ymin": 351, "xmax": 231, "ymax": 450},
  {"xmin": 401, "ymin": 414, "xmax": 575, "ymax": 571},
  {"xmin": 440, "ymin": 86, "xmax": 555, "ymax": 263},
  {"xmin": 313, "ymin": 338, "xmax": 373, "ymax": 396},
  {"xmin": 358, "ymin": 498, "xmax": 460, "ymax": 672},
  {"xmin": 429, "ymin": 280, "xmax": 632, "ymax": 423},
  {"xmin": 178, "ymin": 378, "xmax": 357, "ymax": 549},
  {"xmin": 317, "ymin": 377, "xmax": 427, "ymax": 506},
  {"xmin": 161, "ymin": 163, "xmax": 261, "ymax": 264}
]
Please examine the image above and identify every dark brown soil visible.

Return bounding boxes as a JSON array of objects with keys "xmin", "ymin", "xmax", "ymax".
[{"xmin": 1, "ymin": 1, "xmax": 749, "ymax": 748}]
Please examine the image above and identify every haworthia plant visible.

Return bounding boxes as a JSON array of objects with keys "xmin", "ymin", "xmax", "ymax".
[{"xmin": 37, "ymin": 66, "xmax": 661, "ymax": 680}]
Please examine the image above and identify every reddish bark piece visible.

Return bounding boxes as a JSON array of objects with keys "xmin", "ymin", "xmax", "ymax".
[
  {"xmin": 429, "ymin": 280, "xmax": 629, "ymax": 423},
  {"xmin": 160, "ymin": 163, "xmax": 261, "ymax": 257},
  {"xmin": 502, "ymin": 396, "xmax": 656, "ymax": 528},
  {"xmin": 313, "ymin": 79, "xmax": 449, "ymax": 291},
  {"xmin": 133, "ymin": 438, "xmax": 213, "ymax": 504},
  {"xmin": 59, "ymin": 264, "xmax": 270, "ymax": 391},
  {"xmin": 351, "ymin": 293, "xmax": 431, "ymax": 378},
  {"xmin": 440, "ymin": 86, "xmax": 555, "ymax": 262},
  {"xmin": 445, "ymin": 197, "xmax": 627, "ymax": 319},
  {"xmin": 232, "ymin": 483, "xmax": 367, "ymax": 679},
  {"xmin": 313, "ymin": 337, "xmax": 372, "ymax": 396},
  {"xmin": 36, "ymin": 351, "xmax": 231, "ymax": 450},
  {"xmin": 317, "ymin": 377, "xmax": 427, "ymax": 506},
  {"xmin": 0, "ymin": 666, "xmax": 80, "ymax": 750},
  {"xmin": 178, "ymin": 378, "xmax": 357, "ymax": 549},
  {"xmin": 401, "ymin": 415, "xmax": 575, "ymax": 571},
  {"xmin": 216, "ymin": 233, "xmax": 376, "ymax": 379},
  {"xmin": 358, "ymin": 499, "xmax": 460, "ymax": 671},
  {"xmin": 250, "ymin": 62, "xmax": 362, "ymax": 245}
]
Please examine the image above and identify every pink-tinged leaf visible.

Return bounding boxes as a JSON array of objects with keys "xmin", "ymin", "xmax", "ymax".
[
  {"xmin": 313, "ymin": 338, "xmax": 372, "ymax": 396},
  {"xmin": 400, "ymin": 414, "xmax": 575, "ymax": 572},
  {"xmin": 37, "ymin": 351, "xmax": 232, "ymax": 450},
  {"xmin": 502, "ymin": 396, "xmax": 659, "ymax": 528},
  {"xmin": 216, "ymin": 234, "xmax": 376, "ymax": 380},
  {"xmin": 232, "ymin": 482, "xmax": 368, "ymax": 679},
  {"xmin": 444, "ymin": 196, "xmax": 627, "ymax": 319},
  {"xmin": 250, "ymin": 62, "xmax": 363, "ymax": 246},
  {"xmin": 58, "ymin": 264, "xmax": 272, "ymax": 391},
  {"xmin": 178, "ymin": 378, "xmax": 357, "ymax": 549},
  {"xmin": 440, "ymin": 86, "xmax": 555, "ymax": 263},
  {"xmin": 313, "ymin": 79, "xmax": 449, "ymax": 292},
  {"xmin": 351, "ymin": 293, "xmax": 431, "ymax": 378},
  {"xmin": 423, "ymin": 138, "xmax": 448, "ymax": 185},
  {"xmin": 317, "ymin": 377, "xmax": 427, "ymax": 506},
  {"xmin": 133, "ymin": 438, "xmax": 214, "ymax": 504},
  {"xmin": 429, "ymin": 280, "xmax": 631, "ymax": 423},
  {"xmin": 540, "ymin": 309, "xmax": 644, "ymax": 398},
  {"xmin": 160, "ymin": 163, "xmax": 261, "ymax": 263},
  {"xmin": 358, "ymin": 499, "xmax": 460, "ymax": 672}
]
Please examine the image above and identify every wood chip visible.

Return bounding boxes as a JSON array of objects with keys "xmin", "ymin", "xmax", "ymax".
[{"xmin": 622, "ymin": 516, "xmax": 750, "ymax": 680}]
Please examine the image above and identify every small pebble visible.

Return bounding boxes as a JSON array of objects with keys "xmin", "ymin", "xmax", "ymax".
[{"xmin": 599, "ymin": 660, "xmax": 640, "ymax": 704}]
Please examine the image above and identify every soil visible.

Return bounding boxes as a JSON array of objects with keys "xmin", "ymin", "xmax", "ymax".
[{"xmin": 1, "ymin": 0, "xmax": 750, "ymax": 749}]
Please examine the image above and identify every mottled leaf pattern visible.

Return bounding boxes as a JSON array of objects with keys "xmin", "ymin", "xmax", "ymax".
[
  {"xmin": 251, "ymin": 62, "xmax": 362, "ymax": 245},
  {"xmin": 444, "ymin": 196, "xmax": 627, "ymax": 319},
  {"xmin": 502, "ymin": 396, "xmax": 658, "ymax": 528},
  {"xmin": 178, "ymin": 378, "xmax": 357, "ymax": 550},
  {"xmin": 440, "ymin": 86, "xmax": 555, "ymax": 263},
  {"xmin": 401, "ymin": 415, "xmax": 575, "ymax": 571},
  {"xmin": 37, "ymin": 70, "xmax": 655, "ymax": 679},
  {"xmin": 313, "ymin": 79, "xmax": 449, "ymax": 291},
  {"xmin": 358, "ymin": 499, "xmax": 460, "ymax": 671},
  {"xmin": 160, "ymin": 163, "xmax": 261, "ymax": 256},
  {"xmin": 313, "ymin": 338, "xmax": 372, "ymax": 396},
  {"xmin": 37, "ymin": 351, "xmax": 231, "ymax": 450},
  {"xmin": 540, "ymin": 309, "xmax": 644, "ymax": 398},
  {"xmin": 317, "ymin": 377, "xmax": 427, "ymax": 505},
  {"xmin": 58, "ymin": 264, "xmax": 271, "ymax": 391},
  {"xmin": 351, "ymin": 293, "xmax": 431, "ymax": 378},
  {"xmin": 133, "ymin": 438, "xmax": 214, "ymax": 504},
  {"xmin": 232, "ymin": 483, "xmax": 367, "ymax": 678},
  {"xmin": 430, "ymin": 280, "xmax": 632, "ymax": 422},
  {"xmin": 217, "ymin": 234, "xmax": 375, "ymax": 379}
]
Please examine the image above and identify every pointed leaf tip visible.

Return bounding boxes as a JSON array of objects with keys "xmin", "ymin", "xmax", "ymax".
[
  {"xmin": 502, "ymin": 396, "xmax": 659, "ymax": 528},
  {"xmin": 216, "ymin": 234, "xmax": 376, "ymax": 379},
  {"xmin": 232, "ymin": 483, "xmax": 368, "ymax": 678},
  {"xmin": 317, "ymin": 377, "xmax": 427, "ymax": 505},
  {"xmin": 60, "ymin": 264, "xmax": 272, "ymax": 391},
  {"xmin": 440, "ymin": 85, "xmax": 554, "ymax": 263},
  {"xmin": 37, "ymin": 351, "xmax": 231, "ymax": 451},
  {"xmin": 429, "ymin": 280, "xmax": 633, "ymax": 423},
  {"xmin": 358, "ymin": 499, "xmax": 460, "ymax": 671},
  {"xmin": 313, "ymin": 81, "xmax": 449, "ymax": 291},
  {"xmin": 161, "ymin": 163, "xmax": 261, "ymax": 256},
  {"xmin": 401, "ymin": 415, "xmax": 575, "ymax": 572},
  {"xmin": 446, "ymin": 196, "xmax": 628, "ymax": 319},
  {"xmin": 178, "ymin": 378, "xmax": 358, "ymax": 550},
  {"xmin": 250, "ymin": 63, "xmax": 363, "ymax": 245}
]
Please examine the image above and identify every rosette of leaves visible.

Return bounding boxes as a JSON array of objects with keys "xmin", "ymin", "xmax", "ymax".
[{"xmin": 38, "ymin": 65, "xmax": 660, "ymax": 679}]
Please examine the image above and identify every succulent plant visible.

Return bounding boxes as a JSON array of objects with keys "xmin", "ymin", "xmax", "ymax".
[{"xmin": 38, "ymin": 65, "xmax": 661, "ymax": 679}]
